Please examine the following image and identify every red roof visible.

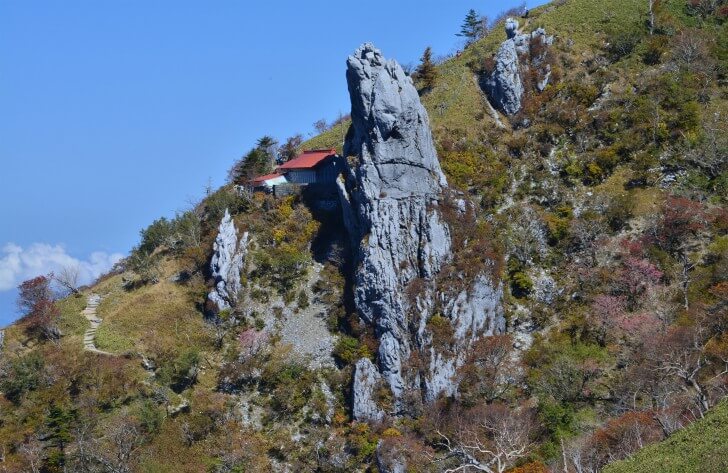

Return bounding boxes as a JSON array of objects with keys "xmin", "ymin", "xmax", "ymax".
[
  {"xmin": 278, "ymin": 149, "xmax": 336, "ymax": 170},
  {"xmin": 251, "ymin": 172, "xmax": 284, "ymax": 185}
]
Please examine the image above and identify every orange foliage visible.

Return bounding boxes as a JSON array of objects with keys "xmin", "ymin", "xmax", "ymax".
[{"xmin": 507, "ymin": 461, "xmax": 549, "ymax": 473}]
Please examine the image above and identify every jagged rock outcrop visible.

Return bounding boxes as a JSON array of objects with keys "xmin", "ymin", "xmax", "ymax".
[
  {"xmin": 208, "ymin": 209, "xmax": 248, "ymax": 312},
  {"xmin": 351, "ymin": 358, "xmax": 384, "ymax": 422},
  {"xmin": 483, "ymin": 18, "xmax": 554, "ymax": 115},
  {"xmin": 339, "ymin": 43, "xmax": 505, "ymax": 420}
]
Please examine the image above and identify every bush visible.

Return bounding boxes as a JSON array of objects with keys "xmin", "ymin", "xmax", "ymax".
[
  {"xmin": 158, "ymin": 349, "xmax": 200, "ymax": 393},
  {"xmin": 137, "ymin": 399, "xmax": 164, "ymax": 435},
  {"xmin": 138, "ymin": 217, "xmax": 176, "ymax": 255},
  {"xmin": 253, "ymin": 245, "xmax": 310, "ymax": 294},
  {"xmin": 427, "ymin": 314, "xmax": 455, "ymax": 349},
  {"xmin": 297, "ymin": 290, "xmax": 309, "ymax": 310},
  {"xmin": 126, "ymin": 249, "xmax": 162, "ymax": 285},
  {"xmin": 605, "ymin": 193, "xmax": 635, "ymax": 231},
  {"xmin": 605, "ymin": 30, "xmax": 642, "ymax": 61},
  {"xmin": 545, "ymin": 206, "xmax": 573, "ymax": 245},
  {"xmin": 333, "ymin": 336, "xmax": 371, "ymax": 365},
  {"xmin": 642, "ymin": 36, "xmax": 667, "ymax": 64},
  {"xmin": 511, "ymin": 270, "xmax": 534, "ymax": 298},
  {"xmin": 0, "ymin": 351, "xmax": 45, "ymax": 404},
  {"xmin": 260, "ymin": 354, "xmax": 316, "ymax": 418}
]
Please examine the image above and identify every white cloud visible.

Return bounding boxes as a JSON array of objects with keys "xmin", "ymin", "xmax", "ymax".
[{"xmin": 0, "ymin": 243, "xmax": 124, "ymax": 291}]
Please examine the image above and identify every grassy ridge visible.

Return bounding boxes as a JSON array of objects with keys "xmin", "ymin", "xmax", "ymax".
[
  {"xmin": 303, "ymin": 0, "xmax": 664, "ymax": 154},
  {"xmin": 605, "ymin": 401, "xmax": 728, "ymax": 473}
]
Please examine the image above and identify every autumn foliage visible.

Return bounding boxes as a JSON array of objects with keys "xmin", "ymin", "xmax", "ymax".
[{"xmin": 17, "ymin": 274, "xmax": 61, "ymax": 341}]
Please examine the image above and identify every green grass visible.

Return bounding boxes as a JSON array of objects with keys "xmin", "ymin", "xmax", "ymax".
[
  {"xmin": 532, "ymin": 0, "xmax": 644, "ymax": 47},
  {"xmin": 301, "ymin": 0, "xmax": 663, "ymax": 155},
  {"xmin": 93, "ymin": 261, "xmax": 213, "ymax": 356},
  {"xmin": 605, "ymin": 400, "xmax": 728, "ymax": 473},
  {"xmin": 57, "ymin": 293, "xmax": 89, "ymax": 338},
  {"xmin": 302, "ymin": 120, "xmax": 348, "ymax": 154}
]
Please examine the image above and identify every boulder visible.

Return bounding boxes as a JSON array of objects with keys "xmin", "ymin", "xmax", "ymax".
[
  {"xmin": 482, "ymin": 18, "xmax": 554, "ymax": 115},
  {"xmin": 483, "ymin": 38, "xmax": 524, "ymax": 116},
  {"xmin": 208, "ymin": 209, "xmax": 248, "ymax": 312}
]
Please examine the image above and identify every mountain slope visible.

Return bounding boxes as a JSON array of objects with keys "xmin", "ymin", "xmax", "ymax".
[
  {"xmin": 604, "ymin": 399, "xmax": 728, "ymax": 473},
  {"xmin": 0, "ymin": 0, "xmax": 726, "ymax": 471}
]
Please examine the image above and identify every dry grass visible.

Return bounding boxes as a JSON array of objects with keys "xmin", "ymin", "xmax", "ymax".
[{"xmin": 94, "ymin": 259, "xmax": 212, "ymax": 355}]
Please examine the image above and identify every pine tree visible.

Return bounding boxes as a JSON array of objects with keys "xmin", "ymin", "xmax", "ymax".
[
  {"xmin": 457, "ymin": 9, "xmax": 485, "ymax": 45},
  {"xmin": 44, "ymin": 403, "xmax": 74, "ymax": 471},
  {"xmin": 417, "ymin": 46, "xmax": 437, "ymax": 92}
]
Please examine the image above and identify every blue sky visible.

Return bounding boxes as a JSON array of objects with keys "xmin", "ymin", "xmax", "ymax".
[{"xmin": 0, "ymin": 0, "xmax": 542, "ymax": 325}]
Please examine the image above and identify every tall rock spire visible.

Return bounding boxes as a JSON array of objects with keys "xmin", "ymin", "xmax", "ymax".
[
  {"xmin": 339, "ymin": 44, "xmax": 504, "ymax": 420},
  {"xmin": 208, "ymin": 209, "xmax": 248, "ymax": 312}
]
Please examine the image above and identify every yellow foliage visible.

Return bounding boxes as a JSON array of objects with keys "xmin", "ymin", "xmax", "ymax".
[
  {"xmin": 272, "ymin": 228, "xmax": 285, "ymax": 244},
  {"xmin": 382, "ymin": 427, "xmax": 402, "ymax": 438}
]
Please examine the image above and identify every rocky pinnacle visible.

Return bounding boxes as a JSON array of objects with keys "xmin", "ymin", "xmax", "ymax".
[
  {"xmin": 339, "ymin": 44, "xmax": 505, "ymax": 420},
  {"xmin": 208, "ymin": 209, "xmax": 249, "ymax": 312}
]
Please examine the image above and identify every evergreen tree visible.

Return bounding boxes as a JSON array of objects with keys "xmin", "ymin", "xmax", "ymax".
[
  {"xmin": 457, "ymin": 9, "xmax": 485, "ymax": 45},
  {"xmin": 228, "ymin": 135, "xmax": 279, "ymax": 183},
  {"xmin": 44, "ymin": 403, "xmax": 74, "ymax": 471},
  {"xmin": 417, "ymin": 46, "xmax": 437, "ymax": 92}
]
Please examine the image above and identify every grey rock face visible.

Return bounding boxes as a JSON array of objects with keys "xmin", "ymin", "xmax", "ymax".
[
  {"xmin": 484, "ymin": 38, "xmax": 524, "ymax": 116},
  {"xmin": 505, "ymin": 17, "xmax": 520, "ymax": 39},
  {"xmin": 208, "ymin": 209, "xmax": 248, "ymax": 312},
  {"xmin": 340, "ymin": 44, "xmax": 505, "ymax": 420},
  {"xmin": 352, "ymin": 358, "xmax": 385, "ymax": 422},
  {"xmin": 532, "ymin": 269, "xmax": 558, "ymax": 304},
  {"xmin": 483, "ymin": 18, "xmax": 554, "ymax": 115}
]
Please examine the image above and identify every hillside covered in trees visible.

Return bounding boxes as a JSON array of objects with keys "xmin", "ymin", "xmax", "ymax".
[{"xmin": 0, "ymin": 0, "xmax": 726, "ymax": 472}]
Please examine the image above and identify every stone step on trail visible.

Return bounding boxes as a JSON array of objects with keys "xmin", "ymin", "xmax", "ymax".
[{"xmin": 80, "ymin": 293, "xmax": 113, "ymax": 356}]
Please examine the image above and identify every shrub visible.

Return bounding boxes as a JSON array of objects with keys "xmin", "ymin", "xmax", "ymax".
[
  {"xmin": 17, "ymin": 275, "xmax": 61, "ymax": 341},
  {"xmin": 138, "ymin": 217, "xmax": 176, "ymax": 254},
  {"xmin": 605, "ymin": 193, "xmax": 635, "ymax": 231},
  {"xmin": 545, "ymin": 207, "xmax": 573, "ymax": 245},
  {"xmin": 137, "ymin": 399, "xmax": 164, "ymax": 435},
  {"xmin": 427, "ymin": 314, "xmax": 455, "ymax": 350},
  {"xmin": 642, "ymin": 36, "xmax": 667, "ymax": 64},
  {"xmin": 260, "ymin": 353, "xmax": 315, "ymax": 418},
  {"xmin": 0, "ymin": 351, "xmax": 45, "ymax": 404},
  {"xmin": 158, "ymin": 349, "xmax": 200, "ymax": 393},
  {"xmin": 508, "ymin": 461, "xmax": 549, "ymax": 473},
  {"xmin": 333, "ymin": 336, "xmax": 371, "ymax": 365},
  {"xmin": 511, "ymin": 270, "xmax": 534, "ymax": 298},
  {"xmin": 253, "ymin": 244, "xmax": 311, "ymax": 294},
  {"xmin": 297, "ymin": 290, "xmax": 309, "ymax": 310},
  {"xmin": 126, "ymin": 249, "xmax": 162, "ymax": 285},
  {"xmin": 605, "ymin": 30, "xmax": 642, "ymax": 62}
]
